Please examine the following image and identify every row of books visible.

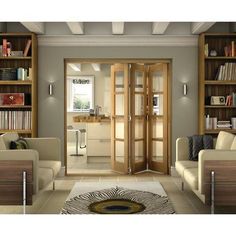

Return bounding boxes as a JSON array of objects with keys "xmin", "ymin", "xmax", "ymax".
[
  {"xmin": 0, "ymin": 67, "xmax": 32, "ymax": 81},
  {"xmin": 225, "ymin": 93, "xmax": 236, "ymax": 106},
  {"xmin": 215, "ymin": 63, "xmax": 236, "ymax": 80},
  {"xmin": 0, "ymin": 39, "xmax": 31, "ymax": 57},
  {"xmin": 204, "ymin": 41, "xmax": 236, "ymax": 57},
  {"xmin": 205, "ymin": 115, "xmax": 236, "ymax": 130},
  {"xmin": 224, "ymin": 41, "xmax": 235, "ymax": 57},
  {"xmin": 217, "ymin": 120, "xmax": 232, "ymax": 129},
  {"xmin": 0, "ymin": 111, "xmax": 32, "ymax": 130}
]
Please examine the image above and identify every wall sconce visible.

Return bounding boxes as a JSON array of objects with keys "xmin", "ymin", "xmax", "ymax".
[
  {"xmin": 183, "ymin": 83, "xmax": 188, "ymax": 96},
  {"xmin": 49, "ymin": 83, "xmax": 53, "ymax": 96}
]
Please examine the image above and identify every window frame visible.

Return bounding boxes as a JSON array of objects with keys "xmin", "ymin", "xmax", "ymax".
[{"xmin": 67, "ymin": 75, "xmax": 95, "ymax": 113}]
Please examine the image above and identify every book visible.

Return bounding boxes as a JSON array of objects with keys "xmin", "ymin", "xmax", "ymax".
[
  {"xmin": 232, "ymin": 41, "xmax": 235, "ymax": 57},
  {"xmin": 204, "ymin": 44, "xmax": 209, "ymax": 57},
  {"xmin": 217, "ymin": 65, "xmax": 224, "ymax": 80},
  {"xmin": 23, "ymin": 39, "xmax": 32, "ymax": 57},
  {"xmin": 6, "ymin": 42, "xmax": 11, "ymax": 57},
  {"xmin": 17, "ymin": 68, "xmax": 24, "ymax": 80},
  {"xmin": 2, "ymin": 39, "xmax": 7, "ymax": 57},
  {"xmin": 28, "ymin": 68, "xmax": 32, "ymax": 80}
]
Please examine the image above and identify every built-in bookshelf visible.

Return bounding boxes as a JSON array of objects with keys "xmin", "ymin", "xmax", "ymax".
[
  {"xmin": 199, "ymin": 33, "xmax": 236, "ymax": 135},
  {"xmin": 0, "ymin": 33, "xmax": 37, "ymax": 137}
]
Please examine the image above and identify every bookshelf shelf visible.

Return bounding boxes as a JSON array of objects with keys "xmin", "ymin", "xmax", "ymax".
[
  {"xmin": 0, "ymin": 130, "xmax": 32, "ymax": 134},
  {"xmin": 0, "ymin": 105, "xmax": 32, "ymax": 109},
  {"xmin": 0, "ymin": 80, "xmax": 32, "ymax": 85},
  {"xmin": 0, "ymin": 57, "xmax": 32, "ymax": 60},
  {"xmin": 205, "ymin": 81, "xmax": 236, "ymax": 85},
  {"xmin": 0, "ymin": 33, "xmax": 37, "ymax": 137},
  {"xmin": 205, "ymin": 56, "xmax": 236, "ymax": 60},
  {"xmin": 199, "ymin": 33, "xmax": 236, "ymax": 135},
  {"xmin": 205, "ymin": 129, "xmax": 236, "ymax": 134},
  {"xmin": 205, "ymin": 106, "xmax": 236, "ymax": 108}
]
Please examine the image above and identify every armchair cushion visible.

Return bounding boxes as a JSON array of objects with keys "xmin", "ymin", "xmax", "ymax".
[
  {"xmin": 231, "ymin": 136, "xmax": 236, "ymax": 150},
  {"xmin": 38, "ymin": 168, "xmax": 54, "ymax": 190},
  {"xmin": 38, "ymin": 160, "xmax": 61, "ymax": 177},
  {"xmin": 1, "ymin": 133, "xmax": 19, "ymax": 149},
  {"xmin": 215, "ymin": 131, "xmax": 235, "ymax": 149},
  {"xmin": 175, "ymin": 160, "xmax": 198, "ymax": 177},
  {"xmin": 25, "ymin": 138, "xmax": 61, "ymax": 161},
  {"xmin": 183, "ymin": 168, "xmax": 198, "ymax": 190}
]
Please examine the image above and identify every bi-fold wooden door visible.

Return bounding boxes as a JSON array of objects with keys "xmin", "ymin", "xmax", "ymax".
[{"xmin": 111, "ymin": 63, "xmax": 168, "ymax": 174}]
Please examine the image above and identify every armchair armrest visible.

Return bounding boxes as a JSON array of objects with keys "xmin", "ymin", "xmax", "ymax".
[
  {"xmin": 0, "ymin": 150, "xmax": 39, "ymax": 194},
  {"xmin": 198, "ymin": 149, "xmax": 236, "ymax": 194},
  {"xmin": 25, "ymin": 138, "xmax": 61, "ymax": 162},
  {"xmin": 176, "ymin": 137, "xmax": 189, "ymax": 161}
]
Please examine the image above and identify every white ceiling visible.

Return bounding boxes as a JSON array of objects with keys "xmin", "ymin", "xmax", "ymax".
[{"xmin": 5, "ymin": 22, "xmax": 220, "ymax": 35}]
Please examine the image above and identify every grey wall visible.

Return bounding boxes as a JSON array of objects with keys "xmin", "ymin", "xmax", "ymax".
[{"xmin": 38, "ymin": 46, "xmax": 198, "ymax": 166}]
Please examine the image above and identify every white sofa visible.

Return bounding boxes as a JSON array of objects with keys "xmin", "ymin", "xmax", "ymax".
[
  {"xmin": 175, "ymin": 131, "xmax": 236, "ymax": 203},
  {"xmin": 0, "ymin": 132, "xmax": 61, "ymax": 196}
]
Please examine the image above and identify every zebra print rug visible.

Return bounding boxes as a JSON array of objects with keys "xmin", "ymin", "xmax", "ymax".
[{"xmin": 61, "ymin": 182, "xmax": 175, "ymax": 214}]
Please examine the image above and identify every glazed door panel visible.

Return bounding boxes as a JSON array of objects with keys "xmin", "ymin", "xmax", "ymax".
[
  {"xmin": 130, "ymin": 64, "xmax": 147, "ymax": 173},
  {"xmin": 111, "ymin": 64, "xmax": 129, "ymax": 174},
  {"xmin": 148, "ymin": 64, "xmax": 168, "ymax": 174}
]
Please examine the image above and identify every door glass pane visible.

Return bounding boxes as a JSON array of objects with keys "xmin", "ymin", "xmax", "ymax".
[
  {"xmin": 115, "ymin": 141, "xmax": 124, "ymax": 163},
  {"xmin": 115, "ymin": 71, "xmax": 124, "ymax": 92},
  {"xmin": 153, "ymin": 94, "xmax": 163, "ymax": 115},
  {"xmin": 135, "ymin": 94, "xmax": 144, "ymax": 115},
  {"xmin": 135, "ymin": 119, "xmax": 144, "ymax": 139},
  {"xmin": 152, "ymin": 121, "xmax": 163, "ymax": 138},
  {"xmin": 152, "ymin": 141, "xmax": 163, "ymax": 162},
  {"xmin": 135, "ymin": 141, "xmax": 144, "ymax": 162},
  {"xmin": 115, "ymin": 94, "xmax": 124, "ymax": 116},
  {"xmin": 135, "ymin": 71, "xmax": 144, "ymax": 92},
  {"xmin": 152, "ymin": 71, "xmax": 163, "ymax": 92},
  {"xmin": 115, "ymin": 120, "xmax": 124, "ymax": 139}
]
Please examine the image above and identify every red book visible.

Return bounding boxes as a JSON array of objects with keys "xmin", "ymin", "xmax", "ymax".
[
  {"xmin": 2, "ymin": 39, "xmax": 7, "ymax": 57},
  {"xmin": 23, "ymin": 39, "xmax": 32, "ymax": 57}
]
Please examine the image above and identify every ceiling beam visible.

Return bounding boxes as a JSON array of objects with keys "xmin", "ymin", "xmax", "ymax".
[
  {"xmin": 112, "ymin": 22, "xmax": 124, "ymax": 34},
  {"xmin": 68, "ymin": 63, "xmax": 81, "ymax": 71},
  {"xmin": 67, "ymin": 22, "xmax": 84, "ymax": 34},
  {"xmin": 192, "ymin": 22, "xmax": 215, "ymax": 34},
  {"xmin": 152, "ymin": 22, "xmax": 170, "ymax": 34},
  {"xmin": 91, "ymin": 63, "xmax": 101, "ymax": 72},
  {"xmin": 21, "ymin": 22, "xmax": 44, "ymax": 34}
]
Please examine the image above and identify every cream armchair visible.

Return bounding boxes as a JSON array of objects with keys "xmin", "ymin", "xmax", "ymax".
[
  {"xmin": 0, "ymin": 133, "xmax": 61, "ymax": 195},
  {"xmin": 176, "ymin": 131, "xmax": 236, "ymax": 204}
]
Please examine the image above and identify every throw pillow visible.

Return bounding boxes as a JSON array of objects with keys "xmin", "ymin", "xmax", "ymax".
[
  {"xmin": 215, "ymin": 131, "xmax": 235, "ymax": 150},
  {"xmin": 10, "ymin": 138, "xmax": 29, "ymax": 149}
]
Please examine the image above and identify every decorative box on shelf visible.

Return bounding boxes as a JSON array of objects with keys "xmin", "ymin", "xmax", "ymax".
[{"xmin": 0, "ymin": 93, "xmax": 24, "ymax": 106}]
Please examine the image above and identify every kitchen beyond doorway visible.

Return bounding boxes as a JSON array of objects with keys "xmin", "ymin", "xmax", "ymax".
[{"xmin": 64, "ymin": 60, "xmax": 172, "ymax": 176}]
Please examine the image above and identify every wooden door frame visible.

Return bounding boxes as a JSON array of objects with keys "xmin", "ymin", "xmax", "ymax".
[{"xmin": 64, "ymin": 58, "xmax": 172, "ymax": 176}]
